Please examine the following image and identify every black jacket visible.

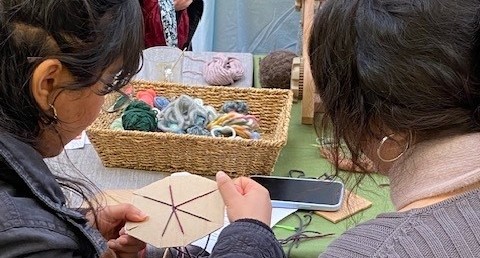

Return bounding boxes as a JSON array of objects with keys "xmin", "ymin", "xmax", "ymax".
[
  {"xmin": 0, "ymin": 132, "xmax": 285, "ymax": 257},
  {"xmin": 0, "ymin": 133, "xmax": 106, "ymax": 257}
]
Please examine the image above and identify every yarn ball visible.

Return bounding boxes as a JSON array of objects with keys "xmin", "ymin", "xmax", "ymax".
[
  {"xmin": 203, "ymin": 54, "xmax": 245, "ymax": 86},
  {"xmin": 259, "ymin": 50, "xmax": 297, "ymax": 89},
  {"xmin": 122, "ymin": 100, "xmax": 157, "ymax": 132},
  {"xmin": 154, "ymin": 96, "xmax": 170, "ymax": 110},
  {"xmin": 157, "ymin": 94, "xmax": 218, "ymax": 133},
  {"xmin": 221, "ymin": 100, "xmax": 249, "ymax": 114},
  {"xmin": 208, "ymin": 112, "xmax": 260, "ymax": 139},
  {"xmin": 186, "ymin": 125, "xmax": 210, "ymax": 136},
  {"xmin": 251, "ymin": 131, "xmax": 261, "ymax": 140},
  {"xmin": 136, "ymin": 89, "xmax": 156, "ymax": 107},
  {"xmin": 110, "ymin": 117, "xmax": 124, "ymax": 130},
  {"xmin": 166, "ymin": 123, "xmax": 183, "ymax": 134}
]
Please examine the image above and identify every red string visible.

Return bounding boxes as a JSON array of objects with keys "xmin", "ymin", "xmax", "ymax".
[
  {"xmin": 162, "ymin": 208, "xmax": 175, "ymax": 237},
  {"xmin": 169, "ymin": 185, "xmax": 185, "ymax": 234},
  {"xmin": 148, "ymin": 185, "xmax": 218, "ymax": 237},
  {"xmin": 176, "ymin": 189, "xmax": 217, "ymax": 207}
]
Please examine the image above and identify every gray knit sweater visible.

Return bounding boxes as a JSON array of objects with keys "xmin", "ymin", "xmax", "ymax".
[{"xmin": 320, "ymin": 189, "xmax": 480, "ymax": 258}]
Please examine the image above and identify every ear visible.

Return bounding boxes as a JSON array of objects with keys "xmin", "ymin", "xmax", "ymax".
[{"xmin": 30, "ymin": 59, "xmax": 66, "ymax": 112}]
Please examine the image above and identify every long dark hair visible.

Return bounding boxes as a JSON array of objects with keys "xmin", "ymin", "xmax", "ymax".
[
  {"xmin": 0, "ymin": 0, "xmax": 143, "ymax": 143},
  {"xmin": 0, "ymin": 0, "xmax": 144, "ymax": 224},
  {"xmin": 309, "ymin": 0, "xmax": 480, "ymax": 173}
]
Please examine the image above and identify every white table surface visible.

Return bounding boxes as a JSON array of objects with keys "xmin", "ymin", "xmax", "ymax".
[{"xmin": 46, "ymin": 144, "xmax": 169, "ymax": 191}]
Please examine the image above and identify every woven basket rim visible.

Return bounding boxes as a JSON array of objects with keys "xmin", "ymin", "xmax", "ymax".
[{"xmin": 131, "ymin": 80, "xmax": 293, "ymax": 95}]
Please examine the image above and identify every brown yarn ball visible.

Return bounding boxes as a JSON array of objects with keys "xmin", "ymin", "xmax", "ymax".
[{"xmin": 259, "ymin": 50, "xmax": 298, "ymax": 89}]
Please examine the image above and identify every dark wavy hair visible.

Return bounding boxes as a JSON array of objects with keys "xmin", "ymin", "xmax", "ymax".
[
  {"xmin": 0, "ymin": 0, "xmax": 143, "ymax": 142},
  {"xmin": 0, "ymin": 0, "xmax": 144, "ymax": 220},
  {"xmin": 308, "ymin": 0, "xmax": 480, "ymax": 173}
]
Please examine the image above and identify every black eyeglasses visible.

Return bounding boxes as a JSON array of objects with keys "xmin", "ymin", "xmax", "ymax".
[
  {"xmin": 28, "ymin": 56, "xmax": 134, "ymax": 112},
  {"xmin": 104, "ymin": 87, "xmax": 133, "ymax": 113},
  {"xmin": 99, "ymin": 76, "xmax": 134, "ymax": 113}
]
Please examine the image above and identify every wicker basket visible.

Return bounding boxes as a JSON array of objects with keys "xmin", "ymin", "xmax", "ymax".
[{"xmin": 87, "ymin": 81, "xmax": 293, "ymax": 176}]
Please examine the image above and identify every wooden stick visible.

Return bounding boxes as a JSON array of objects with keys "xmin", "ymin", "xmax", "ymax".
[{"xmin": 171, "ymin": 47, "xmax": 187, "ymax": 71}]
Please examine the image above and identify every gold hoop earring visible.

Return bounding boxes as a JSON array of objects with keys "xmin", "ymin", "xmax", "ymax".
[
  {"xmin": 376, "ymin": 133, "xmax": 410, "ymax": 162},
  {"xmin": 49, "ymin": 104, "xmax": 58, "ymax": 122}
]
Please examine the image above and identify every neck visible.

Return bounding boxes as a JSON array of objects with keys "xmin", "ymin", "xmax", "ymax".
[{"xmin": 388, "ymin": 133, "xmax": 480, "ymax": 210}]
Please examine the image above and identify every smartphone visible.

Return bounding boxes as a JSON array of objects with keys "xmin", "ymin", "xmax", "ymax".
[{"xmin": 250, "ymin": 175, "xmax": 344, "ymax": 211}]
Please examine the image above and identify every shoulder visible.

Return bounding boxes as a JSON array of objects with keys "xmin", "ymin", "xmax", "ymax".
[
  {"xmin": 321, "ymin": 190, "xmax": 480, "ymax": 258},
  {"xmin": 320, "ymin": 212, "xmax": 407, "ymax": 258},
  {"xmin": 0, "ymin": 188, "xmax": 76, "ymax": 237},
  {"xmin": 0, "ymin": 189, "xmax": 84, "ymax": 256}
]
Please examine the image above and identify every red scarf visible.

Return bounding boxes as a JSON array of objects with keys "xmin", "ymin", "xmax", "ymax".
[{"xmin": 140, "ymin": 0, "xmax": 190, "ymax": 49}]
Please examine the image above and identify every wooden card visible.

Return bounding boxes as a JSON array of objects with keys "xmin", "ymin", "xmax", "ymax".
[
  {"xmin": 101, "ymin": 189, "xmax": 135, "ymax": 205},
  {"xmin": 125, "ymin": 173, "xmax": 225, "ymax": 248},
  {"xmin": 315, "ymin": 191, "xmax": 372, "ymax": 223}
]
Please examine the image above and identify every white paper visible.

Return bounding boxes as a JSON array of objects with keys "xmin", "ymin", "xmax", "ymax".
[
  {"xmin": 192, "ymin": 208, "xmax": 297, "ymax": 253},
  {"xmin": 64, "ymin": 131, "xmax": 86, "ymax": 150},
  {"xmin": 85, "ymin": 134, "xmax": 90, "ymax": 144}
]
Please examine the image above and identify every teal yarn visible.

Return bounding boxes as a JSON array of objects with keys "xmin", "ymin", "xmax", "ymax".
[
  {"xmin": 122, "ymin": 100, "xmax": 158, "ymax": 132},
  {"xmin": 221, "ymin": 100, "xmax": 249, "ymax": 114},
  {"xmin": 154, "ymin": 96, "xmax": 170, "ymax": 110},
  {"xmin": 110, "ymin": 117, "xmax": 124, "ymax": 130},
  {"xmin": 157, "ymin": 95, "xmax": 218, "ymax": 133},
  {"xmin": 167, "ymin": 123, "xmax": 183, "ymax": 134}
]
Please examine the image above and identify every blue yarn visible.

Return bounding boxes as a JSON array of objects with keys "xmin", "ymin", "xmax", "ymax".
[
  {"xmin": 157, "ymin": 95, "xmax": 218, "ymax": 133},
  {"xmin": 154, "ymin": 96, "xmax": 170, "ymax": 110},
  {"xmin": 186, "ymin": 125, "xmax": 210, "ymax": 136},
  {"xmin": 194, "ymin": 115, "xmax": 206, "ymax": 126},
  {"xmin": 167, "ymin": 123, "xmax": 183, "ymax": 134},
  {"xmin": 251, "ymin": 131, "xmax": 261, "ymax": 140},
  {"xmin": 221, "ymin": 100, "xmax": 249, "ymax": 114},
  {"xmin": 212, "ymin": 130, "xmax": 223, "ymax": 137}
]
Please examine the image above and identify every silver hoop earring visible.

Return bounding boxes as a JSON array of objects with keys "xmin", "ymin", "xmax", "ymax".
[{"xmin": 376, "ymin": 133, "xmax": 410, "ymax": 163}]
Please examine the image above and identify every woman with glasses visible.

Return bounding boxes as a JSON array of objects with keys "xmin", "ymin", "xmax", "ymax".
[
  {"xmin": 0, "ymin": 0, "xmax": 280, "ymax": 257},
  {"xmin": 0, "ymin": 0, "xmax": 146, "ymax": 257}
]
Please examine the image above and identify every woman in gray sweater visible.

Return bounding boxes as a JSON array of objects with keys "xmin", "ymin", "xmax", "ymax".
[{"xmin": 218, "ymin": 0, "xmax": 480, "ymax": 257}]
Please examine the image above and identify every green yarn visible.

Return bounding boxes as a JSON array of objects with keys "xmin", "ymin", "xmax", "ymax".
[
  {"xmin": 110, "ymin": 117, "xmax": 124, "ymax": 130},
  {"xmin": 122, "ymin": 100, "xmax": 157, "ymax": 132}
]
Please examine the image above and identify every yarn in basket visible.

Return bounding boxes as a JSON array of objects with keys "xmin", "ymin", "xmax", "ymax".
[
  {"xmin": 153, "ymin": 96, "xmax": 170, "ymax": 110},
  {"xmin": 136, "ymin": 89, "xmax": 156, "ymax": 107},
  {"xmin": 156, "ymin": 94, "xmax": 218, "ymax": 134},
  {"xmin": 221, "ymin": 100, "xmax": 249, "ymax": 114},
  {"xmin": 208, "ymin": 112, "xmax": 260, "ymax": 139},
  {"xmin": 122, "ymin": 100, "xmax": 158, "ymax": 132}
]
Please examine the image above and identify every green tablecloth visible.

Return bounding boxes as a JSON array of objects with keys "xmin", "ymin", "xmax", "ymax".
[{"xmin": 271, "ymin": 102, "xmax": 394, "ymax": 257}]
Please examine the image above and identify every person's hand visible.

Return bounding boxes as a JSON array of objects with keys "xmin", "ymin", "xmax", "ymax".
[
  {"xmin": 216, "ymin": 171, "xmax": 272, "ymax": 225},
  {"xmin": 174, "ymin": 0, "xmax": 193, "ymax": 11},
  {"xmin": 87, "ymin": 204, "xmax": 148, "ymax": 258},
  {"xmin": 107, "ymin": 227, "xmax": 146, "ymax": 258}
]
